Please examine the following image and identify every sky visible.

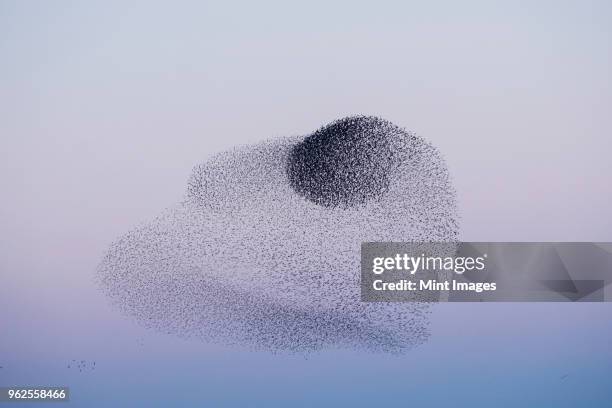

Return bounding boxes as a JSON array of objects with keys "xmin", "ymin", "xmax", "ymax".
[{"xmin": 1, "ymin": 1, "xmax": 611, "ymax": 406}]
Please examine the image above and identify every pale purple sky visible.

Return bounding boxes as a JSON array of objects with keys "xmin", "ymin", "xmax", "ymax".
[{"xmin": 0, "ymin": 4, "xmax": 611, "ymax": 401}]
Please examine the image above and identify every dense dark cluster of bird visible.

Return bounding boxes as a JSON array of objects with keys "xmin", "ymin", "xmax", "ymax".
[
  {"xmin": 287, "ymin": 116, "xmax": 399, "ymax": 208},
  {"xmin": 97, "ymin": 116, "xmax": 458, "ymax": 353}
]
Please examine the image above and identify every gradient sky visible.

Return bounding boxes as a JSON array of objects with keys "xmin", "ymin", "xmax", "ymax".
[{"xmin": 1, "ymin": 1, "xmax": 611, "ymax": 406}]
